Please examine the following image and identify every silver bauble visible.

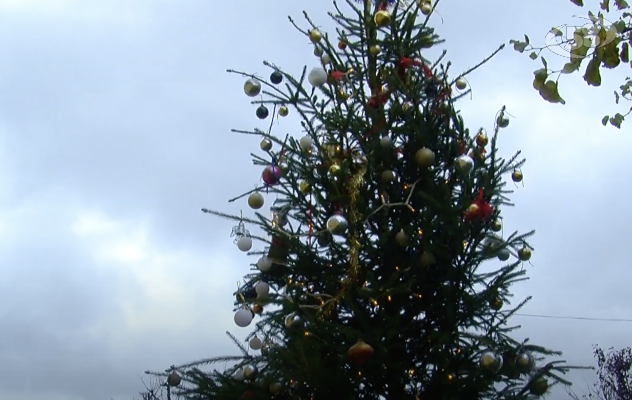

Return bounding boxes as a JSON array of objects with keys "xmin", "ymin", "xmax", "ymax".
[
  {"xmin": 497, "ymin": 248, "xmax": 510, "ymax": 261},
  {"xmin": 516, "ymin": 352, "xmax": 534, "ymax": 372},
  {"xmin": 244, "ymin": 79, "xmax": 261, "ymax": 97},
  {"xmin": 284, "ymin": 313, "xmax": 302, "ymax": 328},
  {"xmin": 243, "ymin": 365, "xmax": 258, "ymax": 380},
  {"xmin": 455, "ymin": 154, "xmax": 474, "ymax": 174},
  {"xmin": 480, "ymin": 351, "xmax": 503, "ymax": 373},
  {"xmin": 326, "ymin": 214, "xmax": 348, "ymax": 236}
]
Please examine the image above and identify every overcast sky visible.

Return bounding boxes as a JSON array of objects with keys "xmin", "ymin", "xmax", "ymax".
[{"xmin": 0, "ymin": 0, "xmax": 629, "ymax": 399}]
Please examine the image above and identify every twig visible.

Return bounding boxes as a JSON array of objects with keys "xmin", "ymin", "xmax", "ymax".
[
  {"xmin": 363, "ymin": 179, "xmax": 420, "ymax": 223},
  {"xmin": 449, "ymin": 43, "xmax": 505, "ymax": 86}
]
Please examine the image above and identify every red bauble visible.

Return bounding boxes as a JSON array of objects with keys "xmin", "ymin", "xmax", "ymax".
[{"xmin": 262, "ymin": 165, "xmax": 281, "ymax": 185}]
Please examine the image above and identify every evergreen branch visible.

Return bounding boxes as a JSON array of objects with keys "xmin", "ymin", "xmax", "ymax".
[{"xmin": 450, "ymin": 43, "xmax": 506, "ymax": 85}]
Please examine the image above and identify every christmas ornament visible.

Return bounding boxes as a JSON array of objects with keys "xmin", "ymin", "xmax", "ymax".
[
  {"xmin": 284, "ymin": 313, "xmax": 302, "ymax": 328},
  {"xmin": 381, "ymin": 170, "xmax": 396, "ymax": 183},
  {"xmin": 255, "ymin": 281, "xmax": 270, "ymax": 298},
  {"xmin": 329, "ymin": 164, "xmax": 341, "ymax": 175},
  {"xmin": 415, "ymin": 147, "xmax": 435, "ymax": 166},
  {"xmin": 256, "ymin": 105, "xmax": 269, "ymax": 119},
  {"xmin": 529, "ymin": 377, "xmax": 549, "ymax": 396},
  {"xmin": 518, "ymin": 246, "xmax": 532, "ymax": 261},
  {"xmin": 369, "ymin": 45, "xmax": 381, "ymax": 56},
  {"xmin": 270, "ymin": 71, "xmax": 283, "ymax": 84},
  {"xmin": 269, "ymin": 382, "xmax": 284, "ymax": 395},
  {"xmin": 497, "ymin": 248, "xmax": 510, "ymax": 261},
  {"xmin": 234, "ymin": 369, "xmax": 245, "ymax": 381},
  {"xmin": 380, "ymin": 136, "xmax": 392, "ymax": 148},
  {"xmin": 248, "ymin": 192, "xmax": 264, "ymax": 209},
  {"xmin": 491, "ymin": 219, "xmax": 502, "ymax": 232},
  {"xmin": 260, "ymin": 138, "xmax": 272, "ymax": 151},
  {"xmin": 317, "ymin": 233, "xmax": 329, "ymax": 247},
  {"xmin": 271, "ymin": 206, "xmax": 288, "ymax": 228},
  {"xmin": 243, "ymin": 365, "xmax": 258, "ymax": 380},
  {"xmin": 326, "ymin": 214, "xmax": 348, "ymax": 235},
  {"xmin": 267, "ymin": 235, "xmax": 289, "ymax": 266},
  {"xmin": 167, "ymin": 371, "xmax": 181, "ymax": 387},
  {"xmin": 455, "ymin": 154, "xmax": 474, "ymax": 174},
  {"xmin": 476, "ymin": 129, "xmax": 488, "ymax": 146},
  {"xmin": 464, "ymin": 189, "xmax": 493, "ymax": 222},
  {"xmin": 249, "ymin": 336, "xmax": 263, "ymax": 350},
  {"xmin": 490, "ymin": 297, "xmax": 503, "ymax": 310},
  {"xmin": 244, "ymin": 79, "xmax": 261, "ymax": 97},
  {"xmin": 308, "ymin": 68, "xmax": 328, "ymax": 87},
  {"xmin": 420, "ymin": 2, "xmax": 432, "ymax": 15},
  {"xmin": 321, "ymin": 53, "xmax": 332, "ymax": 65},
  {"xmin": 455, "ymin": 78, "xmax": 467, "ymax": 90},
  {"xmin": 257, "ymin": 256, "xmax": 272, "ymax": 272},
  {"xmin": 237, "ymin": 236, "xmax": 253, "ymax": 252},
  {"xmin": 374, "ymin": 10, "xmax": 391, "ymax": 27},
  {"xmin": 497, "ymin": 115, "xmax": 510, "ymax": 128},
  {"xmin": 480, "ymin": 351, "xmax": 503, "ymax": 373},
  {"xmin": 299, "ymin": 135, "xmax": 313, "ymax": 152},
  {"xmin": 299, "ymin": 181, "xmax": 310, "ymax": 193},
  {"xmin": 313, "ymin": 45, "xmax": 324, "ymax": 57},
  {"xmin": 252, "ymin": 303, "xmax": 263, "ymax": 314},
  {"xmin": 348, "ymin": 339, "xmax": 374, "ymax": 366},
  {"xmin": 395, "ymin": 229, "xmax": 409, "ymax": 246},
  {"xmin": 338, "ymin": 40, "xmax": 347, "ymax": 49},
  {"xmin": 420, "ymin": 251, "xmax": 436, "ymax": 266},
  {"xmin": 278, "ymin": 105, "xmax": 289, "ymax": 117},
  {"xmin": 517, "ymin": 352, "xmax": 534, "ymax": 372},
  {"xmin": 234, "ymin": 308, "xmax": 254, "ymax": 327},
  {"xmin": 512, "ymin": 169, "xmax": 523, "ymax": 182},
  {"xmin": 262, "ymin": 165, "xmax": 282, "ymax": 185},
  {"xmin": 309, "ymin": 29, "xmax": 322, "ymax": 43}
]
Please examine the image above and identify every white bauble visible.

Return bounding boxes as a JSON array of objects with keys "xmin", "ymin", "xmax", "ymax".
[
  {"xmin": 234, "ymin": 369, "xmax": 245, "ymax": 381},
  {"xmin": 249, "ymin": 336, "xmax": 263, "ymax": 350},
  {"xmin": 256, "ymin": 257, "xmax": 272, "ymax": 272},
  {"xmin": 308, "ymin": 68, "xmax": 328, "ymax": 87},
  {"xmin": 299, "ymin": 136, "xmax": 313, "ymax": 151},
  {"xmin": 255, "ymin": 281, "xmax": 270, "ymax": 297},
  {"xmin": 237, "ymin": 236, "xmax": 252, "ymax": 252},
  {"xmin": 321, "ymin": 54, "xmax": 332, "ymax": 64},
  {"xmin": 234, "ymin": 308, "xmax": 253, "ymax": 327}
]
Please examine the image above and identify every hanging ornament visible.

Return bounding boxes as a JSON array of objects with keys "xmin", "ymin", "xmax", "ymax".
[
  {"xmin": 455, "ymin": 77, "xmax": 467, "ymax": 90},
  {"xmin": 313, "ymin": 45, "xmax": 324, "ymax": 57},
  {"xmin": 231, "ymin": 220, "xmax": 252, "ymax": 249},
  {"xmin": 326, "ymin": 214, "xmax": 348, "ymax": 235},
  {"xmin": 299, "ymin": 181, "xmax": 310, "ymax": 193},
  {"xmin": 167, "ymin": 372, "xmax": 181, "ymax": 387},
  {"xmin": 529, "ymin": 377, "xmax": 549, "ymax": 396},
  {"xmin": 278, "ymin": 105, "xmax": 289, "ymax": 117},
  {"xmin": 255, "ymin": 281, "xmax": 270, "ymax": 298},
  {"xmin": 249, "ymin": 336, "xmax": 263, "ymax": 350},
  {"xmin": 299, "ymin": 135, "xmax": 313, "ymax": 152},
  {"xmin": 518, "ymin": 246, "xmax": 532, "ymax": 261},
  {"xmin": 308, "ymin": 29, "xmax": 322, "ymax": 43},
  {"xmin": 260, "ymin": 138, "xmax": 272, "ymax": 151},
  {"xmin": 234, "ymin": 369, "xmax": 245, "ymax": 381},
  {"xmin": 489, "ymin": 297, "xmax": 503, "ymax": 310},
  {"xmin": 329, "ymin": 163, "xmax": 341, "ymax": 176},
  {"xmin": 369, "ymin": 45, "xmax": 381, "ymax": 56},
  {"xmin": 284, "ymin": 313, "xmax": 302, "ymax": 328},
  {"xmin": 348, "ymin": 339, "xmax": 374, "ymax": 366},
  {"xmin": 243, "ymin": 365, "xmax": 258, "ymax": 380},
  {"xmin": 262, "ymin": 165, "xmax": 282, "ymax": 185},
  {"xmin": 270, "ymin": 71, "xmax": 283, "ymax": 84},
  {"xmin": 257, "ymin": 256, "xmax": 272, "ymax": 272},
  {"xmin": 338, "ymin": 39, "xmax": 347, "ymax": 50},
  {"xmin": 480, "ymin": 351, "xmax": 503, "ymax": 373},
  {"xmin": 475, "ymin": 129, "xmax": 489, "ymax": 146},
  {"xmin": 415, "ymin": 147, "xmax": 435, "ymax": 166},
  {"xmin": 464, "ymin": 189, "xmax": 493, "ymax": 222},
  {"xmin": 420, "ymin": 2, "xmax": 432, "ymax": 15},
  {"xmin": 321, "ymin": 53, "xmax": 332, "ymax": 65},
  {"xmin": 381, "ymin": 170, "xmax": 396, "ymax": 183},
  {"xmin": 380, "ymin": 136, "xmax": 392, "ymax": 148},
  {"xmin": 256, "ymin": 105, "xmax": 269, "ymax": 119},
  {"xmin": 374, "ymin": 10, "xmax": 391, "ymax": 27},
  {"xmin": 512, "ymin": 169, "xmax": 523, "ymax": 182},
  {"xmin": 497, "ymin": 248, "xmax": 510, "ymax": 261},
  {"xmin": 497, "ymin": 114, "xmax": 510, "ymax": 128},
  {"xmin": 271, "ymin": 205, "xmax": 288, "ymax": 228},
  {"xmin": 308, "ymin": 68, "xmax": 328, "ymax": 87},
  {"xmin": 516, "ymin": 352, "xmax": 534, "ymax": 372},
  {"xmin": 269, "ymin": 382, "xmax": 284, "ymax": 396},
  {"xmin": 455, "ymin": 154, "xmax": 474, "ymax": 174},
  {"xmin": 248, "ymin": 192, "xmax": 264, "ymax": 209},
  {"xmin": 395, "ymin": 229, "xmax": 409, "ymax": 246},
  {"xmin": 491, "ymin": 219, "xmax": 502, "ymax": 232},
  {"xmin": 244, "ymin": 79, "xmax": 261, "ymax": 97},
  {"xmin": 234, "ymin": 308, "xmax": 254, "ymax": 327},
  {"xmin": 237, "ymin": 236, "xmax": 252, "ymax": 252},
  {"xmin": 420, "ymin": 251, "xmax": 436, "ymax": 266},
  {"xmin": 251, "ymin": 303, "xmax": 263, "ymax": 314}
]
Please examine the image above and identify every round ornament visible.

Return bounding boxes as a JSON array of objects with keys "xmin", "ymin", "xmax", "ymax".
[
  {"xmin": 257, "ymin": 256, "xmax": 272, "ymax": 272},
  {"xmin": 490, "ymin": 297, "xmax": 503, "ymax": 310},
  {"xmin": 255, "ymin": 281, "xmax": 270, "ymax": 298},
  {"xmin": 395, "ymin": 229, "xmax": 409, "ymax": 246},
  {"xmin": 262, "ymin": 165, "xmax": 282, "ymax": 185},
  {"xmin": 270, "ymin": 71, "xmax": 283, "ymax": 84},
  {"xmin": 309, "ymin": 29, "xmax": 322, "ymax": 43},
  {"xmin": 249, "ymin": 336, "xmax": 263, "ymax": 350},
  {"xmin": 326, "ymin": 214, "xmax": 348, "ymax": 236},
  {"xmin": 480, "ymin": 351, "xmax": 503, "ymax": 373},
  {"xmin": 518, "ymin": 246, "xmax": 532, "ymax": 261},
  {"xmin": 234, "ymin": 308, "xmax": 254, "ymax": 327},
  {"xmin": 299, "ymin": 181, "xmax": 310, "ymax": 193},
  {"xmin": 348, "ymin": 339, "xmax": 374, "ymax": 366},
  {"xmin": 299, "ymin": 135, "xmax": 313, "ymax": 151},
  {"xmin": 455, "ymin": 78, "xmax": 467, "ymax": 90},
  {"xmin": 284, "ymin": 313, "xmax": 302, "ymax": 328},
  {"xmin": 476, "ymin": 129, "xmax": 489, "ymax": 146},
  {"xmin": 374, "ymin": 10, "xmax": 391, "ymax": 27},
  {"xmin": 244, "ymin": 79, "xmax": 261, "ymax": 97},
  {"xmin": 497, "ymin": 115, "xmax": 510, "ymax": 128},
  {"xmin": 382, "ymin": 170, "xmax": 396, "ymax": 183},
  {"xmin": 369, "ymin": 45, "xmax": 381, "ymax": 56},
  {"xmin": 260, "ymin": 138, "xmax": 272, "ymax": 151},
  {"xmin": 248, "ymin": 192, "xmax": 264, "ymax": 209},
  {"xmin": 516, "ymin": 352, "xmax": 534, "ymax": 372},
  {"xmin": 529, "ymin": 377, "xmax": 548, "ymax": 396},
  {"xmin": 234, "ymin": 369, "xmax": 245, "ymax": 381},
  {"xmin": 256, "ymin": 105, "xmax": 269, "ymax": 119},
  {"xmin": 308, "ymin": 68, "xmax": 328, "ymax": 87},
  {"xmin": 380, "ymin": 136, "xmax": 392, "ymax": 148},
  {"xmin": 321, "ymin": 53, "xmax": 332, "ymax": 65},
  {"xmin": 167, "ymin": 371, "xmax": 181, "ymax": 387},
  {"xmin": 338, "ymin": 40, "xmax": 347, "ymax": 49},
  {"xmin": 420, "ymin": 251, "xmax": 436, "ymax": 266},
  {"xmin": 329, "ymin": 164, "xmax": 341, "ymax": 175},
  {"xmin": 420, "ymin": 2, "xmax": 432, "ymax": 15},
  {"xmin": 270, "ymin": 382, "xmax": 284, "ymax": 395},
  {"xmin": 497, "ymin": 248, "xmax": 510, "ymax": 261},
  {"xmin": 313, "ymin": 45, "xmax": 324, "ymax": 57},
  {"xmin": 455, "ymin": 154, "xmax": 474, "ymax": 174},
  {"xmin": 415, "ymin": 147, "xmax": 435, "ymax": 166},
  {"xmin": 278, "ymin": 105, "xmax": 289, "ymax": 117},
  {"xmin": 237, "ymin": 236, "xmax": 253, "ymax": 252},
  {"xmin": 243, "ymin": 365, "xmax": 258, "ymax": 380},
  {"xmin": 512, "ymin": 169, "xmax": 523, "ymax": 182},
  {"xmin": 251, "ymin": 303, "xmax": 263, "ymax": 314},
  {"xmin": 491, "ymin": 219, "xmax": 502, "ymax": 232}
]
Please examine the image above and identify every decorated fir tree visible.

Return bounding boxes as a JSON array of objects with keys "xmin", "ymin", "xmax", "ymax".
[{"xmin": 147, "ymin": 0, "xmax": 585, "ymax": 399}]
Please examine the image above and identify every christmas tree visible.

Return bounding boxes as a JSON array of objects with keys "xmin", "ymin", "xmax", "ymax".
[{"xmin": 147, "ymin": 0, "xmax": 584, "ymax": 399}]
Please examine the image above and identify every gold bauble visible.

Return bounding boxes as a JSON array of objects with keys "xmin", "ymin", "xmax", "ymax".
[
  {"xmin": 299, "ymin": 181, "xmax": 310, "ymax": 193},
  {"xmin": 467, "ymin": 203, "xmax": 480, "ymax": 214},
  {"xmin": 260, "ymin": 138, "xmax": 272, "ymax": 151},
  {"xmin": 167, "ymin": 372, "xmax": 181, "ymax": 387},
  {"xmin": 329, "ymin": 164, "xmax": 341, "ymax": 175},
  {"xmin": 491, "ymin": 219, "xmax": 502, "ymax": 232},
  {"xmin": 455, "ymin": 78, "xmax": 467, "ymax": 90},
  {"xmin": 490, "ymin": 298, "xmax": 503, "ymax": 310},
  {"xmin": 278, "ymin": 105, "xmax": 289, "ymax": 117},
  {"xmin": 475, "ymin": 130, "xmax": 488, "ymax": 147},
  {"xmin": 374, "ymin": 10, "xmax": 391, "ymax": 27},
  {"xmin": 270, "ymin": 382, "xmax": 284, "ymax": 395},
  {"xmin": 336, "ymin": 89, "xmax": 349, "ymax": 101},
  {"xmin": 243, "ymin": 78, "xmax": 261, "ymax": 97},
  {"xmin": 247, "ymin": 192, "xmax": 265, "ymax": 209},
  {"xmin": 480, "ymin": 352, "xmax": 503, "ymax": 373},
  {"xmin": 529, "ymin": 377, "xmax": 549, "ymax": 396},
  {"xmin": 497, "ymin": 115, "xmax": 510, "ymax": 128},
  {"xmin": 518, "ymin": 246, "xmax": 532, "ymax": 261},
  {"xmin": 369, "ymin": 45, "xmax": 381, "ymax": 56},
  {"xmin": 381, "ymin": 170, "xmax": 396, "ymax": 183},
  {"xmin": 511, "ymin": 169, "xmax": 523, "ymax": 182},
  {"xmin": 252, "ymin": 303, "xmax": 264, "ymax": 314},
  {"xmin": 415, "ymin": 147, "xmax": 435, "ymax": 167},
  {"xmin": 395, "ymin": 229, "xmax": 409, "ymax": 246},
  {"xmin": 309, "ymin": 29, "xmax": 322, "ymax": 43},
  {"xmin": 420, "ymin": 251, "xmax": 436, "ymax": 266},
  {"xmin": 420, "ymin": 2, "xmax": 432, "ymax": 15}
]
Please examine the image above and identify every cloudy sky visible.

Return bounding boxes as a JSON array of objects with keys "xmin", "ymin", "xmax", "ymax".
[{"xmin": 0, "ymin": 0, "xmax": 629, "ymax": 399}]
